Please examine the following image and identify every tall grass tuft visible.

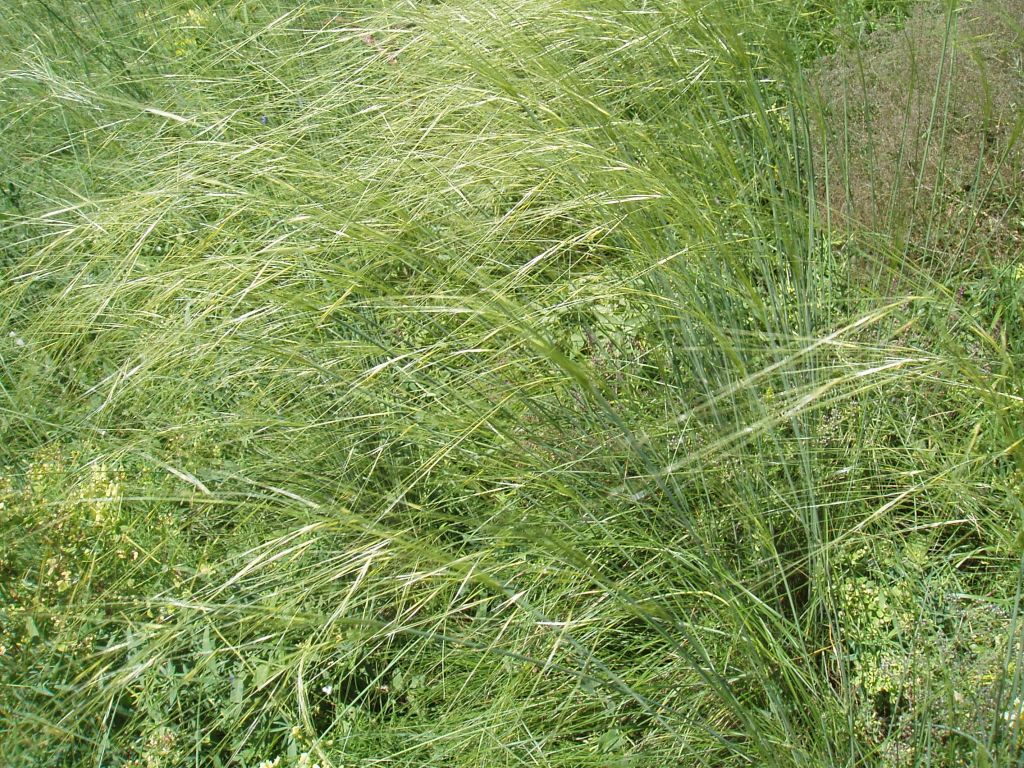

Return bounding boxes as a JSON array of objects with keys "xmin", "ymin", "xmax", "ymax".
[{"xmin": 1, "ymin": 1, "xmax": 1021, "ymax": 766}]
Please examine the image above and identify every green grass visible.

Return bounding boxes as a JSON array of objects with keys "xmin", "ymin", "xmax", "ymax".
[{"xmin": 0, "ymin": 1, "xmax": 1021, "ymax": 766}]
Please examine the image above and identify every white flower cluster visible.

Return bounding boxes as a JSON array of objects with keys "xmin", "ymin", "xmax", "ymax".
[
  {"xmin": 253, "ymin": 753, "xmax": 321, "ymax": 768},
  {"xmin": 1004, "ymin": 696, "xmax": 1024, "ymax": 729}
]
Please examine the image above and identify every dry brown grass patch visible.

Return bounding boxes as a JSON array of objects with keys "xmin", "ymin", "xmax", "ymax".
[{"xmin": 811, "ymin": 0, "xmax": 1024, "ymax": 274}]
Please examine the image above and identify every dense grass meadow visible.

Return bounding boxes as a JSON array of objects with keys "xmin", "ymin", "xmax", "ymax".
[{"xmin": 1, "ymin": 0, "xmax": 1023, "ymax": 765}]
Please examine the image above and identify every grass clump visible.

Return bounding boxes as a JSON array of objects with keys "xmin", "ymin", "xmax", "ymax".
[{"xmin": 1, "ymin": 0, "xmax": 1022, "ymax": 766}]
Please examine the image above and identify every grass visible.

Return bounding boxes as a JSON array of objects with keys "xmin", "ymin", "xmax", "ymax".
[{"xmin": 0, "ymin": 0, "xmax": 1021, "ymax": 766}]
